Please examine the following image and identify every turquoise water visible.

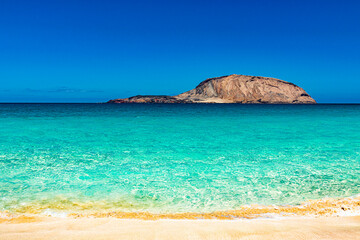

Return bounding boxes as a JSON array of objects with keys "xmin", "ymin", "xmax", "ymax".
[{"xmin": 0, "ymin": 104, "xmax": 359, "ymax": 214}]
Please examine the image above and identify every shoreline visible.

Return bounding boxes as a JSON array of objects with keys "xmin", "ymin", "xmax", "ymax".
[
  {"xmin": 2, "ymin": 195, "xmax": 360, "ymax": 220},
  {"xmin": 1, "ymin": 216, "xmax": 360, "ymax": 240},
  {"xmin": 1, "ymin": 195, "xmax": 360, "ymax": 239}
]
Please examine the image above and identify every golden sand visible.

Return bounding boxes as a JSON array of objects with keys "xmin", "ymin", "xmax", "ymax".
[{"xmin": 0, "ymin": 216, "xmax": 360, "ymax": 240}]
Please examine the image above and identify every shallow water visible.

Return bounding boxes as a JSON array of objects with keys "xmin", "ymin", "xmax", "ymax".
[{"xmin": 0, "ymin": 104, "xmax": 359, "ymax": 215}]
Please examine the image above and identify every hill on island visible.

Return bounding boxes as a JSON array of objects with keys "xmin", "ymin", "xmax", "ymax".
[{"xmin": 107, "ymin": 74, "xmax": 316, "ymax": 104}]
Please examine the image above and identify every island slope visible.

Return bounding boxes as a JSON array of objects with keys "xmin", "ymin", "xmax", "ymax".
[{"xmin": 108, "ymin": 74, "xmax": 316, "ymax": 104}]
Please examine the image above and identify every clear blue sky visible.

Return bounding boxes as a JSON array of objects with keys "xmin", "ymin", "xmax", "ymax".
[{"xmin": 0, "ymin": 0, "xmax": 359, "ymax": 103}]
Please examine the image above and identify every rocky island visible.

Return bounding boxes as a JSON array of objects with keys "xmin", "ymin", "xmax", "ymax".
[{"xmin": 107, "ymin": 74, "xmax": 316, "ymax": 104}]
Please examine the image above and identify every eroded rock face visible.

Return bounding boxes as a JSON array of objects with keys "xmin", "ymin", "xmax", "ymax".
[
  {"xmin": 176, "ymin": 75, "xmax": 316, "ymax": 103},
  {"xmin": 108, "ymin": 75, "xmax": 316, "ymax": 104}
]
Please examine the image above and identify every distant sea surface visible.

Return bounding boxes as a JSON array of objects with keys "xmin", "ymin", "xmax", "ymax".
[{"xmin": 1, "ymin": 104, "xmax": 359, "ymax": 216}]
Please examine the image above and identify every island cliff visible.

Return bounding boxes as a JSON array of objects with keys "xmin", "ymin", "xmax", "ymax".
[{"xmin": 107, "ymin": 74, "xmax": 316, "ymax": 104}]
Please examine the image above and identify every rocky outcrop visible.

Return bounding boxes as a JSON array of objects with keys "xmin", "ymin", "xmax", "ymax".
[
  {"xmin": 107, "ymin": 95, "xmax": 192, "ymax": 103},
  {"xmin": 176, "ymin": 74, "xmax": 316, "ymax": 103},
  {"xmin": 108, "ymin": 74, "xmax": 316, "ymax": 104}
]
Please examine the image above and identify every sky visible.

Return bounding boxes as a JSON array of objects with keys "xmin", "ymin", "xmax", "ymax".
[{"xmin": 0, "ymin": 0, "xmax": 359, "ymax": 103}]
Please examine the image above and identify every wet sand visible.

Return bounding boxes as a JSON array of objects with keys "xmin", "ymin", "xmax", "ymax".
[{"xmin": 1, "ymin": 216, "xmax": 360, "ymax": 240}]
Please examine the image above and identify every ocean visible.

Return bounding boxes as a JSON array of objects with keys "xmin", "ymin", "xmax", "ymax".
[{"xmin": 0, "ymin": 104, "xmax": 359, "ymax": 217}]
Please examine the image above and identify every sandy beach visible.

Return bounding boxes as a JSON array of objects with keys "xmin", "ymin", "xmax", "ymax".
[{"xmin": 0, "ymin": 216, "xmax": 360, "ymax": 240}]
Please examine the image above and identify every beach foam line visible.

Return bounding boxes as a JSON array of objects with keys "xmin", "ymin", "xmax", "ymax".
[
  {"xmin": 1, "ymin": 196, "xmax": 360, "ymax": 221},
  {"xmin": 70, "ymin": 196, "xmax": 360, "ymax": 220}
]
